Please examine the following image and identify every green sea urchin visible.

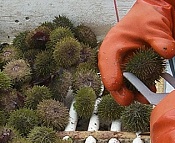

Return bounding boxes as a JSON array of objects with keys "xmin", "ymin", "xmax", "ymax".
[
  {"xmin": 53, "ymin": 37, "xmax": 82, "ymax": 69},
  {"xmin": 123, "ymin": 47, "xmax": 166, "ymax": 91},
  {"xmin": 76, "ymin": 62, "xmax": 93, "ymax": 71},
  {"xmin": 50, "ymin": 27, "xmax": 74, "ymax": 44},
  {"xmin": 0, "ymin": 45, "xmax": 22, "ymax": 64},
  {"xmin": 36, "ymin": 99, "xmax": 69, "ymax": 130},
  {"xmin": 98, "ymin": 94, "xmax": 124, "ymax": 122},
  {"xmin": 49, "ymin": 70, "xmax": 73, "ymax": 101},
  {"xmin": 0, "ymin": 110, "xmax": 8, "ymax": 126},
  {"xmin": 24, "ymin": 85, "xmax": 53, "ymax": 110},
  {"xmin": 27, "ymin": 126, "xmax": 56, "ymax": 143},
  {"xmin": 25, "ymin": 26, "xmax": 51, "ymax": 49},
  {"xmin": 12, "ymin": 31, "xmax": 30, "ymax": 52},
  {"xmin": 121, "ymin": 102, "xmax": 152, "ymax": 132},
  {"xmin": 11, "ymin": 137, "xmax": 32, "ymax": 143},
  {"xmin": 73, "ymin": 87, "xmax": 96, "ymax": 119},
  {"xmin": 74, "ymin": 24, "xmax": 98, "ymax": 48},
  {"xmin": 79, "ymin": 43, "xmax": 97, "ymax": 70},
  {"xmin": 41, "ymin": 21, "xmax": 55, "ymax": 31},
  {"xmin": 46, "ymin": 26, "xmax": 74, "ymax": 50},
  {"xmin": 3, "ymin": 59, "xmax": 31, "ymax": 85},
  {"xmin": 0, "ymin": 125, "xmax": 21, "ymax": 143},
  {"xmin": 23, "ymin": 48, "xmax": 40, "ymax": 68},
  {"xmin": 33, "ymin": 50, "xmax": 57, "ymax": 78},
  {"xmin": 53, "ymin": 15, "xmax": 74, "ymax": 31},
  {"xmin": 0, "ymin": 89, "xmax": 24, "ymax": 112},
  {"xmin": 73, "ymin": 69, "xmax": 101, "ymax": 96},
  {"xmin": 0, "ymin": 71, "xmax": 12, "ymax": 91},
  {"xmin": 8, "ymin": 108, "xmax": 39, "ymax": 136}
]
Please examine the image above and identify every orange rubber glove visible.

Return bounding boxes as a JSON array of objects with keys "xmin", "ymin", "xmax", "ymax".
[
  {"xmin": 150, "ymin": 91, "xmax": 175, "ymax": 143},
  {"xmin": 98, "ymin": 0, "xmax": 175, "ymax": 106}
]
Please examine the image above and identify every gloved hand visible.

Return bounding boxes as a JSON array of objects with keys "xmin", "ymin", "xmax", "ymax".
[
  {"xmin": 150, "ymin": 90, "xmax": 175, "ymax": 143},
  {"xmin": 98, "ymin": 0, "xmax": 175, "ymax": 106}
]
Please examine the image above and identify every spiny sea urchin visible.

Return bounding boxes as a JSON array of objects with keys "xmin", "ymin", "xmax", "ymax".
[
  {"xmin": 121, "ymin": 102, "xmax": 152, "ymax": 132},
  {"xmin": 0, "ymin": 89, "xmax": 24, "ymax": 112},
  {"xmin": 27, "ymin": 126, "xmax": 56, "ymax": 143},
  {"xmin": 0, "ymin": 110, "xmax": 8, "ymax": 126},
  {"xmin": 0, "ymin": 125, "xmax": 21, "ymax": 143},
  {"xmin": 36, "ymin": 99, "xmax": 69, "ymax": 131},
  {"xmin": 53, "ymin": 37, "xmax": 82, "ymax": 69},
  {"xmin": 74, "ymin": 24, "xmax": 98, "ymax": 48},
  {"xmin": 73, "ymin": 69, "xmax": 101, "ymax": 96},
  {"xmin": 49, "ymin": 70, "xmax": 73, "ymax": 101},
  {"xmin": 73, "ymin": 87, "xmax": 96, "ymax": 119},
  {"xmin": 25, "ymin": 26, "xmax": 51, "ymax": 49},
  {"xmin": 0, "ymin": 44, "xmax": 22, "ymax": 64},
  {"xmin": 11, "ymin": 137, "xmax": 32, "ymax": 143},
  {"xmin": 76, "ymin": 62, "xmax": 94, "ymax": 72},
  {"xmin": 52, "ymin": 15, "xmax": 74, "ymax": 31},
  {"xmin": 50, "ymin": 27, "xmax": 74, "ymax": 44},
  {"xmin": 3, "ymin": 59, "xmax": 31, "ymax": 85},
  {"xmin": 7, "ymin": 108, "xmax": 39, "ymax": 136},
  {"xmin": 23, "ymin": 48, "xmax": 40, "ymax": 68},
  {"xmin": 98, "ymin": 94, "xmax": 124, "ymax": 123},
  {"xmin": 12, "ymin": 31, "xmax": 30, "ymax": 52},
  {"xmin": 122, "ymin": 47, "xmax": 166, "ymax": 91},
  {"xmin": 79, "ymin": 43, "xmax": 98, "ymax": 70},
  {"xmin": 46, "ymin": 27, "xmax": 74, "ymax": 50},
  {"xmin": 0, "ymin": 71, "xmax": 12, "ymax": 91},
  {"xmin": 41, "ymin": 21, "xmax": 55, "ymax": 31},
  {"xmin": 24, "ymin": 85, "xmax": 53, "ymax": 110},
  {"xmin": 33, "ymin": 50, "xmax": 58, "ymax": 78}
]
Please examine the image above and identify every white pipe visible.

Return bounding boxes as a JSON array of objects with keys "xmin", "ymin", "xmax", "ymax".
[
  {"xmin": 64, "ymin": 86, "xmax": 78, "ymax": 131},
  {"xmin": 64, "ymin": 99, "xmax": 78, "ymax": 131},
  {"xmin": 110, "ymin": 119, "xmax": 122, "ymax": 132},
  {"xmin": 85, "ymin": 96, "xmax": 102, "ymax": 143},
  {"xmin": 87, "ymin": 97, "xmax": 101, "ymax": 131},
  {"xmin": 108, "ymin": 120, "xmax": 121, "ymax": 143},
  {"xmin": 87, "ymin": 82, "xmax": 104, "ymax": 131},
  {"xmin": 63, "ymin": 88, "xmax": 78, "ymax": 141}
]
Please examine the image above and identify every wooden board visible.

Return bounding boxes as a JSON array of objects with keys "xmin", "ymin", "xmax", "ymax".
[{"xmin": 57, "ymin": 131, "xmax": 150, "ymax": 140}]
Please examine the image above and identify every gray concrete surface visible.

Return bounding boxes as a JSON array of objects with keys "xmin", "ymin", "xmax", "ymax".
[{"xmin": 0, "ymin": 0, "xmax": 135, "ymax": 42}]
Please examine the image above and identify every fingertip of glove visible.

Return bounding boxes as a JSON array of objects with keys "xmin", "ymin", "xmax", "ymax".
[
  {"xmin": 150, "ymin": 38, "xmax": 175, "ymax": 59},
  {"xmin": 110, "ymin": 87, "xmax": 134, "ymax": 106}
]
